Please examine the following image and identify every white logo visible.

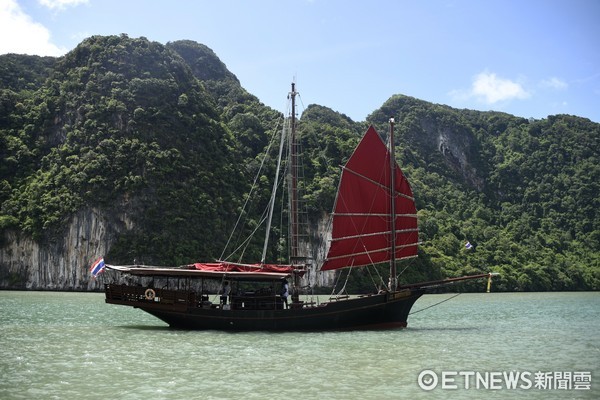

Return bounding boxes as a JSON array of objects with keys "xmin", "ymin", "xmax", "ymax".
[
  {"xmin": 417, "ymin": 370, "xmax": 438, "ymax": 391},
  {"xmin": 417, "ymin": 370, "xmax": 592, "ymax": 391}
]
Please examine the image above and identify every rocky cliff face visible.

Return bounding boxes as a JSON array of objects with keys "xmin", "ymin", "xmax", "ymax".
[
  {"xmin": 419, "ymin": 117, "xmax": 485, "ymax": 191},
  {"xmin": 0, "ymin": 205, "xmax": 335, "ymax": 290},
  {"xmin": 300, "ymin": 212, "xmax": 336, "ymax": 288},
  {"xmin": 0, "ymin": 207, "xmax": 133, "ymax": 290}
]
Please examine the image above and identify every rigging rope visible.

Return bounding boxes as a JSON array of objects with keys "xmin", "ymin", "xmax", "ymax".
[
  {"xmin": 409, "ymin": 293, "xmax": 461, "ymax": 315},
  {"xmin": 338, "ymin": 265, "xmax": 353, "ymax": 295},
  {"xmin": 222, "ymin": 211, "xmax": 269, "ymax": 262},
  {"xmin": 362, "ymin": 242, "xmax": 386, "ymax": 291},
  {"xmin": 329, "ymin": 263, "xmax": 353, "ymax": 297},
  {"xmin": 329, "ymin": 268, "xmax": 344, "ymax": 297},
  {"xmin": 365, "ymin": 265, "xmax": 379, "ymax": 291},
  {"xmin": 363, "ymin": 247, "xmax": 390, "ymax": 292},
  {"xmin": 395, "ymin": 262, "xmax": 412, "ymax": 283},
  {"xmin": 219, "ymin": 117, "xmax": 283, "ymax": 261}
]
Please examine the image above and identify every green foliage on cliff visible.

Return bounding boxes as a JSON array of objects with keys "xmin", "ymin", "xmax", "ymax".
[
  {"xmin": 365, "ymin": 97, "xmax": 600, "ymax": 291},
  {"xmin": 0, "ymin": 35, "xmax": 598, "ymax": 290},
  {"xmin": 0, "ymin": 35, "xmax": 243, "ymax": 265}
]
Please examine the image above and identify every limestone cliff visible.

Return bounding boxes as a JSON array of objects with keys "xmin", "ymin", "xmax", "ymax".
[
  {"xmin": 0, "ymin": 207, "xmax": 133, "ymax": 290},
  {"xmin": 0, "ymin": 206, "xmax": 335, "ymax": 290}
]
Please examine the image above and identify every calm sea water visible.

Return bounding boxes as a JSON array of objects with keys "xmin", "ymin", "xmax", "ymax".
[{"xmin": 0, "ymin": 291, "xmax": 598, "ymax": 399}]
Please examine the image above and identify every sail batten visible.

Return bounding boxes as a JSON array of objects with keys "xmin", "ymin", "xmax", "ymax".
[
  {"xmin": 321, "ymin": 126, "xmax": 418, "ymax": 272},
  {"xmin": 325, "ymin": 244, "xmax": 419, "ymax": 261},
  {"xmin": 330, "ymin": 228, "xmax": 418, "ymax": 242},
  {"xmin": 333, "ymin": 213, "xmax": 417, "ymax": 217},
  {"xmin": 342, "ymin": 166, "xmax": 416, "ymax": 202}
]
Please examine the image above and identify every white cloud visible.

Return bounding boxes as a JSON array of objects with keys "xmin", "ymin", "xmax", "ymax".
[
  {"xmin": 540, "ymin": 77, "xmax": 568, "ymax": 90},
  {"xmin": 450, "ymin": 71, "xmax": 531, "ymax": 105},
  {"xmin": 0, "ymin": 0, "xmax": 66, "ymax": 56},
  {"xmin": 38, "ymin": 0, "xmax": 89, "ymax": 11},
  {"xmin": 471, "ymin": 72, "xmax": 530, "ymax": 104}
]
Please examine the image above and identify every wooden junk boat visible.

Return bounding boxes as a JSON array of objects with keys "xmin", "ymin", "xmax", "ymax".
[{"xmin": 100, "ymin": 83, "xmax": 494, "ymax": 330}]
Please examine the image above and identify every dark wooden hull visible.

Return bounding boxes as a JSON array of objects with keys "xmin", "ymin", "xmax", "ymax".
[{"xmin": 104, "ymin": 284, "xmax": 424, "ymax": 331}]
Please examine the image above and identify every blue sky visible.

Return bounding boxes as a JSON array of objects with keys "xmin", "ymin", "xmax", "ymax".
[{"xmin": 2, "ymin": 0, "xmax": 599, "ymax": 123}]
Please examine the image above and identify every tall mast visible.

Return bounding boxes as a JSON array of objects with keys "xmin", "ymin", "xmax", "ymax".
[
  {"xmin": 289, "ymin": 82, "xmax": 299, "ymax": 263},
  {"xmin": 261, "ymin": 83, "xmax": 301, "ymax": 266},
  {"xmin": 389, "ymin": 117, "xmax": 397, "ymax": 291}
]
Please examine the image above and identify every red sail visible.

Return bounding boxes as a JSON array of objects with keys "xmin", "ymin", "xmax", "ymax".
[{"xmin": 321, "ymin": 126, "xmax": 418, "ymax": 271}]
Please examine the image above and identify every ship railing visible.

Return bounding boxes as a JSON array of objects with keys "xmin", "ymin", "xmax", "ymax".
[
  {"xmin": 104, "ymin": 284, "xmax": 197, "ymax": 305},
  {"xmin": 105, "ymin": 284, "xmax": 321, "ymax": 310},
  {"xmin": 328, "ymin": 295, "xmax": 350, "ymax": 301}
]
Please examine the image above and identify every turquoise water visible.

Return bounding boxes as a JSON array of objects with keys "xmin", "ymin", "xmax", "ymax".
[{"xmin": 0, "ymin": 291, "xmax": 598, "ymax": 399}]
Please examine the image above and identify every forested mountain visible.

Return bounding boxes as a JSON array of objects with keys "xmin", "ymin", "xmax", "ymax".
[{"xmin": 0, "ymin": 34, "xmax": 597, "ymax": 291}]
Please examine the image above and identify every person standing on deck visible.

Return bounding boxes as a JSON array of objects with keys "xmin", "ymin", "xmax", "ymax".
[
  {"xmin": 281, "ymin": 279, "xmax": 289, "ymax": 309},
  {"xmin": 220, "ymin": 281, "xmax": 231, "ymax": 306}
]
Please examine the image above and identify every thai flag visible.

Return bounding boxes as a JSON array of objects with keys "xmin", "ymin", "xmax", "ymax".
[
  {"xmin": 465, "ymin": 241, "xmax": 473, "ymax": 250},
  {"xmin": 90, "ymin": 257, "xmax": 106, "ymax": 278}
]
